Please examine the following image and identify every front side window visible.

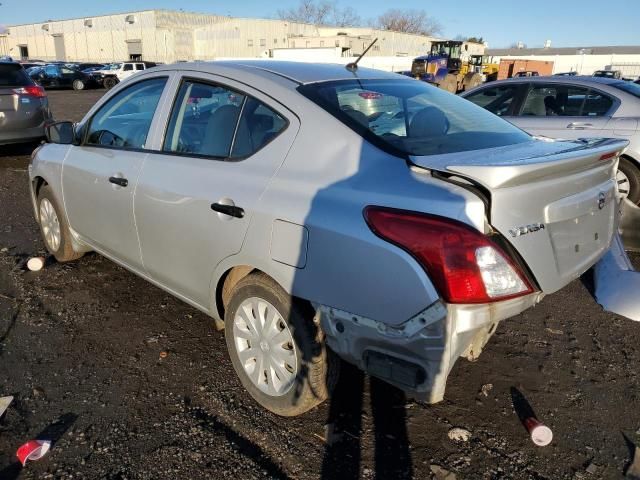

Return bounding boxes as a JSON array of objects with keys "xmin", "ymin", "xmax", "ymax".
[
  {"xmin": 520, "ymin": 84, "xmax": 613, "ymax": 117},
  {"xmin": 44, "ymin": 65, "xmax": 59, "ymax": 77},
  {"xmin": 299, "ymin": 79, "xmax": 531, "ymax": 157},
  {"xmin": 164, "ymin": 80, "xmax": 287, "ymax": 159},
  {"xmin": 464, "ymin": 84, "xmax": 519, "ymax": 116},
  {"xmin": 123, "ymin": 64, "xmax": 134, "ymax": 71},
  {"xmin": 85, "ymin": 77, "xmax": 167, "ymax": 149}
]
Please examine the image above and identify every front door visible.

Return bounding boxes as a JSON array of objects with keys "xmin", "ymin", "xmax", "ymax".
[
  {"xmin": 510, "ymin": 83, "xmax": 614, "ymax": 140},
  {"xmin": 62, "ymin": 76, "xmax": 169, "ymax": 269},
  {"xmin": 135, "ymin": 76, "xmax": 299, "ymax": 307}
]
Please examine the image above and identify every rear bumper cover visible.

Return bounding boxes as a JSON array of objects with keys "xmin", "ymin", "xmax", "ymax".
[
  {"xmin": 0, "ymin": 125, "xmax": 46, "ymax": 145},
  {"xmin": 320, "ymin": 292, "xmax": 542, "ymax": 402}
]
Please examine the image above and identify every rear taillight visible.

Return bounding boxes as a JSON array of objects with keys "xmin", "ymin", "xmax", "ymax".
[
  {"xmin": 365, "ymin": 207, "xmax": 533, "ymax": 304},
  {"xmin": 13, "ymin": 86, "xmax": 46, "ymax": 98}
]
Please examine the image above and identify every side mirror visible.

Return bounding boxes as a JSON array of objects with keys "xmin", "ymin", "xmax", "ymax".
[{"xmin": 45, "ymin": 121, "xmax": 76, "ymax": 145}]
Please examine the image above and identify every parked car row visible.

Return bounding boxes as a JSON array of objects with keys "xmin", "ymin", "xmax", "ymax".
[{"xmin": 29, "ymin": 61, "xmax": 629, "ymax": 416}]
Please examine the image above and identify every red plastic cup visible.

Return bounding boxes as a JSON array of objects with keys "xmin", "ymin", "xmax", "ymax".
[
  {"xmin": 16, "ymin": 439, "xmax": 51, "ymax": 466},
  {"xmin": 524, "ymin": 417, "xmax": 553, "ymax": 446}
]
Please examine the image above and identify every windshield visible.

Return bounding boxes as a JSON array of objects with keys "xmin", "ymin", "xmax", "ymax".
[
  {"xmin": 613, "ymin": 81, "xmax": 640, "ymax": 99},
  {"xmin": 107, "ymin": 63, "xmax": 121, "ymax": 70},
  {"xmin": 298, "ymin": 79, "xmax": 532, "ymax": 157}
]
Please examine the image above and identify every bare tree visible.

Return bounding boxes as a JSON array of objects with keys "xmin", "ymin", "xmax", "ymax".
[
  {"xmin": 278, "ymin": 0, "xmax": 355, "ymax": 26},
  {"xmin": 332, "ymin": 6, "xmax": 361, "ymax": 27},
  {"xmin": 374, "ymin": 9, "xmax": 442, "ymax": 36}
]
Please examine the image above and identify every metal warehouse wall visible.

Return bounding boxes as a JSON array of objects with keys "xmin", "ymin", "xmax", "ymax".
[
  {"xmin": 5, "ymin": 11, "xmax": 158, "ymax": 62},
  {"xmin": 194, "ymin": 18, "xmax": 318, "ymax": 59},
  {"xmin": 3, "ymin": 9, "xmax": 442, "ymax": 64}
]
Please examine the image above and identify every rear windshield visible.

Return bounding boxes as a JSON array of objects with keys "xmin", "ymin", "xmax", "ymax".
[
  {"xmin": 0, "ymin": 64, "xmax": 33, "ymax": 87},
  {"xmin": 612, "ymin": 81, "xmax": 640, "ymax": 99},
  {"xmin": 298, "ymin": 79, "xmax": 532, "ymax": 157}
]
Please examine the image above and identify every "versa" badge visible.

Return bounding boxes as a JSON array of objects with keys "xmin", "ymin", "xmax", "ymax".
[{"xmin": 509, "ymin": 223, "xmax": 545, "ymax": 238}]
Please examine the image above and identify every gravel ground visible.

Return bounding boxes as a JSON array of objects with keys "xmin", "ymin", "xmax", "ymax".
[{"xmin": 1, "ymin": 89, "xmax": 640, "ymax": 480}]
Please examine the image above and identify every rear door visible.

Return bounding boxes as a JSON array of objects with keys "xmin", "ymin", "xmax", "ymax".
[
  {"xmin": 509, "ymin": 83, "xmax": 615, "ymax": 139},
  {"xmin": 62, "ymin": 75, "xmax": 170, "ymax": 269},
  {"xmin": 134, "ymin": 74, "xmax": 300, "ymax": 307}
]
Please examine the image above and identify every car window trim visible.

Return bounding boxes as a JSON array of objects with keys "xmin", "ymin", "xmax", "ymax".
[
  {"xmin": 80, "ymin": 75, "xmax": 170, "ymax": 152},
  {"xmin": 159, "ymin": 76, "xmax": 290, "ymax": 163}
]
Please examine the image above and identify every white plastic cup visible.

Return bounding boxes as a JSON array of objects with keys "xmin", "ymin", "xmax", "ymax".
[
  {"xmin": 27, "ymin": 257, "xmax": 45, "ymax": 271},
  {"xmin": 524, "ymin": 417, "xmax": 553, "ymax": 446}
]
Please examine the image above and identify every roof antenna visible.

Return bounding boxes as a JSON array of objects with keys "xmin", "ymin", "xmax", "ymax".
[{"xmin": 346, "ymin": 38, "xmax": 378, "ymax": 72}]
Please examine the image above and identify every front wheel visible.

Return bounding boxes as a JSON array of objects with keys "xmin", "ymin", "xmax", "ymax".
[
  {"xmin": 37, "ymin": 185, "xmax": 83, "ymax": 263},
  {"xmin": 103, "ymin": 77, "xmax": 118, "ymax": 90},
  {"xmin": 225, "ymin": 272, "xmax": 338, "ymax": 416},
  {"xmin": 72, "ymin": 79, "xmax": 85, "ymax": 91}
]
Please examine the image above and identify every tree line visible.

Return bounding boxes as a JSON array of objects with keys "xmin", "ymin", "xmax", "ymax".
[{"xmin": 276, "ymin": 0, "xmax": 443, "ymax": 37}]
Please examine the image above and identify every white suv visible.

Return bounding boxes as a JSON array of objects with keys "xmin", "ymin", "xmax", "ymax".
[{"xmin": 93, "ymin": 61, "xmax": 156, "ymax": 89}]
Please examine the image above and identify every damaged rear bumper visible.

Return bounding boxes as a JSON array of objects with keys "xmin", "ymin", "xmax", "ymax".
[{"xmin": 319, "ymin": 292, "xmax": 542, "ymax": 403}]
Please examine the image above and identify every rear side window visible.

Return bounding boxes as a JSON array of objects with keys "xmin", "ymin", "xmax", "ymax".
[
  {"xmin": 163, "ymin": 80, "xmax": 287, "ymax": 159},
  {"xmin": 520, "ymin": 84, "xmax": 613, "ymax": 117},
  {"xmin": 464, "ymin": 84, "xmax": 519, "ymax": 116},
  {"xmin": 0, "ymin": 64, "xmax": 32, "ymax": 87},
  {"xmin": 299, "ymin": 79, "xmax": 531, "ymax": 157},
  {"xmin": 86, "ymin": 77, "xmax": 167, "ymax": 149}
]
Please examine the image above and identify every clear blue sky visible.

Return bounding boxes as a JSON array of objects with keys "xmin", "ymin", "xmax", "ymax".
[{"xmin": 0, "ymin": 0, "xmax": 638, "ymax": 48}]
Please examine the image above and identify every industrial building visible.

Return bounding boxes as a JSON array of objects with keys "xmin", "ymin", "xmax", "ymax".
[
  {"xmin": 0, "ymin": 9, "xmax": 437, "ymax": 65},
  {"xmin": 488, "ymin": 45, "xmax": 640, "ymax": 77}
]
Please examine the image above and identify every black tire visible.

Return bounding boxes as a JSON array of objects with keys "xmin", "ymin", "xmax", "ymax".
[
  {"xmin": 225, "ymin": 272, "xmax": 338, "ymax": 416},
  {"xmin": 103, "ymin": 77, "xmax": 118, "ymax": 90},
  {"xmin": 37, "ymin": 185, "xmax": 84, "ymax": 263},
  {"xmin": 72, "ymin": 79, "xmax": 85, "ymax": 91},
  {"xmin": 618, "ymin": 156, "xmax": 640, "ymax": 205}
]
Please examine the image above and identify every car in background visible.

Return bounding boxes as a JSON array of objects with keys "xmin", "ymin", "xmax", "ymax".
[
  {"xmin": 29, "ymin": 64, "xmax": 95, "ymax": 91},
  {"xmin": 462, "ymin": 76, "xmax": 640, "ymax": 203},
  {"xmin": 594, "ymin": 70, "xmax": 622, "ymax": 79},
  {"xmin": 31, "ymin": 61, "xmax": 627, "ymax": 416},
  {"xmin": 0, "ymin": 60, "xmax": 51, "ymax": 145},
  {"xmin": 90, "ymin": 61, "xmax": 157, "ymax": 89}
]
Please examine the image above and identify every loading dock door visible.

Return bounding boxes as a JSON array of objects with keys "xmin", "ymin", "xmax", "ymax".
[
  {"xmin": 53, "ymin": 35, "xmax": 66, "ymax": 61},
  {"xmin": 127, "ymin": 40, "xmax": 142, "ymax": 61}
]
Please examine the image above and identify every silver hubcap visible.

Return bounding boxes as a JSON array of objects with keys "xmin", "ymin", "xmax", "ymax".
[
  {"xmin": 617, "ymin": 169, "xmax": 630, "ymax": 200},
  {"xmin": 39, "ymin": 198, "xmax": 61, "ymax": 252},
  {"xmin": 233, "ymin": 297, "xmax": 297, "ymax": 397}
]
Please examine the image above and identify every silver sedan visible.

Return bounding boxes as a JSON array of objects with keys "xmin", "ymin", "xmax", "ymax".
[{"xmin": 29, "ymin": 61, "xmax": 627, "ymax": 416}]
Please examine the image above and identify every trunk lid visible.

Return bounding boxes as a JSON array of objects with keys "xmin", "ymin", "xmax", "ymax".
[{"xmin": 410, "ymin": 137, "xmax": 629, "ymax": 294}]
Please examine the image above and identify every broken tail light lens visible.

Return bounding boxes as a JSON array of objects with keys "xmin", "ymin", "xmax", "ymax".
[{"xmin": 364, "ymin": 207, "xmax": 533, "ymax": 304}]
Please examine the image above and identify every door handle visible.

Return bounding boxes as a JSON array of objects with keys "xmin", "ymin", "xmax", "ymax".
[
  {"xmin": 567, "ymin": 122, "xmax": 594, "ymax": 130},
  {"xmin": 109, "ymin": 176, "xmax": 128, "ymax": 187},
  {"xmin": 211, "ymin": 203, "xmax": 245, "ymax": 218}
]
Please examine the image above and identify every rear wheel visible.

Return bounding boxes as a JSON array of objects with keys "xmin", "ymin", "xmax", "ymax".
[
  {"xmin": 225, "ymin": 272, "xmax": 338, "ymax": 416},
  {"xmin": 72, "ymin": 79, "xmax": 85, "ymax": 91},
  {"xmin": 440, "ymin": 74, "xmax": 458, "ymax": 94},
  {"xmin": 37, "ymin": 185, "xmax": 83, "ymax": 263},
  {"xmin": 617, "ymin": 156, "xmax": 640, "ymax": 204},
  {"xmin": 462, "ymin": 72, "xmax": 483, "ymax": 91}
]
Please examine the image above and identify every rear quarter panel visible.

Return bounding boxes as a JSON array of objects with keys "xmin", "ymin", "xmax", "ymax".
[{"xmin": 213, "ymin": 98, "xmax": 487, "ymax": 326}]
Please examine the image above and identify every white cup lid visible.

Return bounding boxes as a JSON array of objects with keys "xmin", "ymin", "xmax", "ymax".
[{"xmin": 531, "ymin": 425, "xmax": 553, "ymax": 446}]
